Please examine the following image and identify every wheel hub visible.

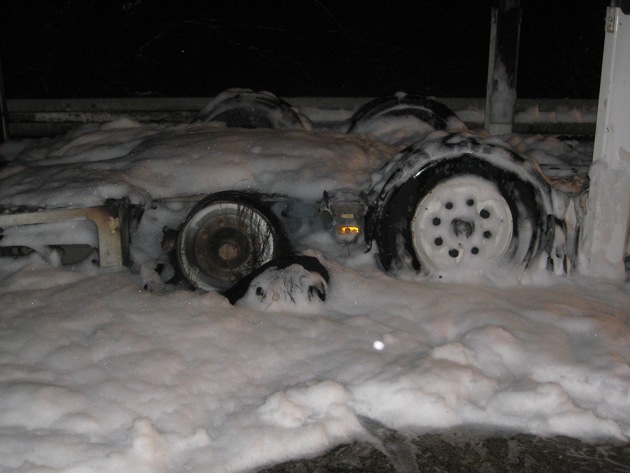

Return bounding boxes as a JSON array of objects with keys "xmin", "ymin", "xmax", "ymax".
[
  {"xmin": 200, "ymin": 226, "xmax": 250, "ymax": 270},
  {"xmin": 218, "ymin": 241, "xmax": 240, "ymax": 261},
  {"xmin": 178, "ymin": 200, "xmax": 277, "ymax": 291},
  {"xmin": 411, "ymin": 175, "xmax": 513, "ymax": 272},
  {"xmin": 452, "ymin": 218, "xmax": 474, "ymax": 238}
]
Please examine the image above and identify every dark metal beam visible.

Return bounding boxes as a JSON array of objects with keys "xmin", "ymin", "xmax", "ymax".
[
  {"xmin": 0, "ymin": 58, "xmax": 10, "ymax": 142},
  {"xmin": 485, "ymin": 0, "xmax": 522, "ymax": 134}
]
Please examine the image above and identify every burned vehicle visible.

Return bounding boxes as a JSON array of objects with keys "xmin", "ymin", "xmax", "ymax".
[{"xmin": 0, "ymin": 90, "xmax": 567, "ymax": 292}]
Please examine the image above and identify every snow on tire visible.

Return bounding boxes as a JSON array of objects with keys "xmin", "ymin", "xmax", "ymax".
[
  {"xmin": 368, "ymin": 134, "xmax": 556, "ymax": 279},
  {"xmin": 411, "ymin": 175, "xmax": 514, "ymax": 273}
]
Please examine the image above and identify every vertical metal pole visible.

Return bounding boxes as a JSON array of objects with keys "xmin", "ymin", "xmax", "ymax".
[
  {"xmin": 0, "ymin": 57, "xmax": 10, "ymax": 143},
  {"xmin": 484, "ymin": 0, "xmax": 521, "ymax": 135},
  {"xmin": 578, "ymin": 6, "xmax": 630, "ymax": 279}
]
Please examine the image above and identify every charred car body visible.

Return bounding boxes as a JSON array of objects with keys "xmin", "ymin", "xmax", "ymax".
[{"xmin": 0, "ymin": 89, "xmax": 570, "ymax": 292}]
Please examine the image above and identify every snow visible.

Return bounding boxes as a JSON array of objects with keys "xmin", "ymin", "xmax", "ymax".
[
  {"xmin": 0, "ymin": 107, "xmax": 629, "ymax": 472},
  {"xmin": 235, "ymin": 263, "xmax": 328, "ymax": 311},
  {"xmin": 487, "ymin": 60, "xmax": 517, "ymax": 126},
  {"xmin": 516, "ymin": 104, "xmax": 598, "ymax": 125},
  {"xmin": 0, "ymin": 120, "xmax": 392, "ymax": 208}
]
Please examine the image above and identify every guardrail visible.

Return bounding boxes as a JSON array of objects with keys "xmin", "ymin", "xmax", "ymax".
[{"xmin": 4, "ymin": 97, "xmax": 598, "ymax": 138}]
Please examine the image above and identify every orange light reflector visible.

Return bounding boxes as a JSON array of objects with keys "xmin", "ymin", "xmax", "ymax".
[{"xmin": 338, "ymin": 225, "xmax": 360, "ymax": 235}]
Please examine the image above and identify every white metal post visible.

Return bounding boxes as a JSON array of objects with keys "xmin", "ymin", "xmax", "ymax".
[{"xmin": 578, "ymin": 6, "xmax": 630, "ymax": 279}]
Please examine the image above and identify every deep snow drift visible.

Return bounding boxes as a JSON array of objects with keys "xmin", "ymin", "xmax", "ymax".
[
  {"xmin": 0, "ymin": 109, "xmax": 628, "ymax": 473},
  {"xmin": 1, "ymin": 254, "xmax": 628, "ymax": 473}
]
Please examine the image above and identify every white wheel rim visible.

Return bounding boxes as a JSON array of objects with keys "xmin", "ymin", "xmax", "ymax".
[
  {"xmin": 178, "ymin": 201, "xmax": 276, "ymax": 291},
  {"xmin": 411, "ymin": 175, "xmax": 513, "ymax": 273}
]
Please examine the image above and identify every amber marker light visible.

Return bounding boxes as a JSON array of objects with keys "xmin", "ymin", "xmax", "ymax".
[{"xmin": 338, "ymin": 225, "xmax": 360, "ymax": 235}]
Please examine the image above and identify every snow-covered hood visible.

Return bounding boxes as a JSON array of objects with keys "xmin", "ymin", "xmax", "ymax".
[{"xmin": 0, "ymin": 118, "xmax": 396, "ymax": 209}]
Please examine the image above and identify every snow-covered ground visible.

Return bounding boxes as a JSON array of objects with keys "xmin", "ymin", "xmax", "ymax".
[{"xmin": 0, "ymin": 105, "xmax": 628, "ymax": 472}]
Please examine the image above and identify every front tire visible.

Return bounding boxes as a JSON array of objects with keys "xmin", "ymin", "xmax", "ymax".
[
  {"xmin": 346, "ymin": 94, "xmax": 466, "ymax": 147},
  {"xmin": 411, "ymin": 175, "xmax": 514, "ymax": 272},
  {"xmin": 373, "ymin": 158, "xmax": 552, "ymax": 278},
  {"xmin": 348, "ymin": 94, "xmax": 462, "ymax": 133},
  {"xmin": 198, "ymin": 89, "xmax": 311, "ymax": 130}
]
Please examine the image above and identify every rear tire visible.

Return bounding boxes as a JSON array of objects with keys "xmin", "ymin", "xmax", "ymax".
[{"xmin": 176, "ymin": 192, "xmax": 289, "ymax": 291}]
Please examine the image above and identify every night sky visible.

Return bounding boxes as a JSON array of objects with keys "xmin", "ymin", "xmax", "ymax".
[{"xmin": 0, "ymin": 0, "xmax": 609, "ymax": 99}]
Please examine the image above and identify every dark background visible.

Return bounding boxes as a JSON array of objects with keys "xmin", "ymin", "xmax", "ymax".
[{"xmin": 0, "ymin": 0, "xmax": 610, "ymax": 99}]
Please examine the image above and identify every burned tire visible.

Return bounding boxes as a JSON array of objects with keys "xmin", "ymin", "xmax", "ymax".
[
  {"xmin": 372, "ymin": 157, "xmax": 553, "ymax": 279},
  {"xmin": 347, "ymin": 94, "xmax": 466, "ymax": 146},
  {"xmin": 198, "ymin": 89, "xmax": 311, "ymax": 130},
  {"xmin": 176, "ymin": 192, "xmax": 289, "ymax": 291}
]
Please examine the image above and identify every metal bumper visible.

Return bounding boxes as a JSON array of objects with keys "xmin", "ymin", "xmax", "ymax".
[{"xmin": 0, "ymin": 203, "xmax": 129, "ymax": 267}]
